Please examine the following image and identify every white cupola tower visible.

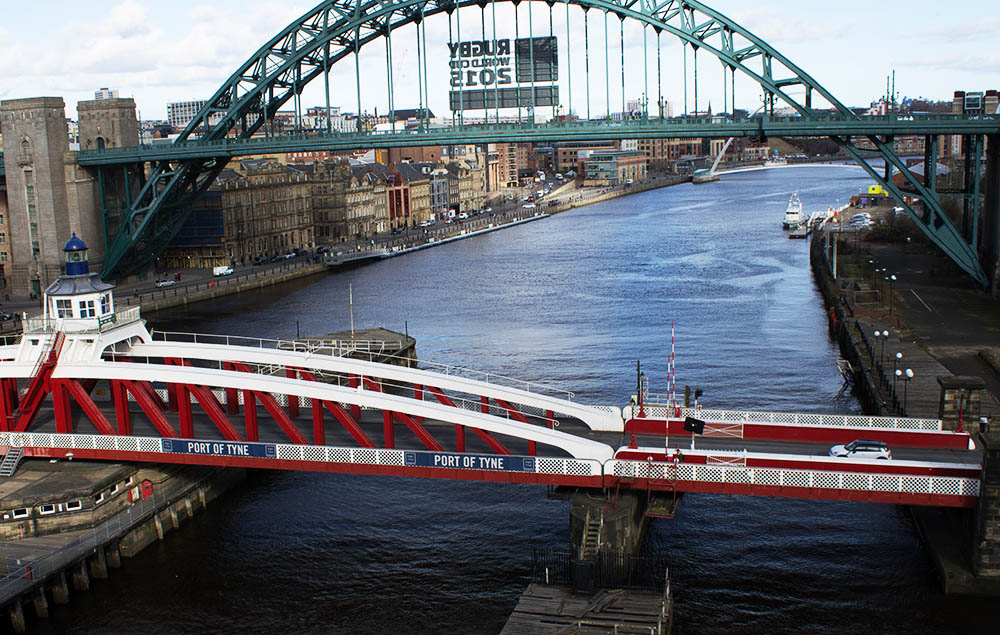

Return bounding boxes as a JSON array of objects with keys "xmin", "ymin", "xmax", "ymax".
[{"xmin": 42, "ymin": 234, "xmax": 116, "ymax": 331}]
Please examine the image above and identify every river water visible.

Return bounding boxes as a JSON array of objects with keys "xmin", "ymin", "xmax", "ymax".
[{"xmin": 36, "ymin": 166, "xmax": 996, "ymax": 633}]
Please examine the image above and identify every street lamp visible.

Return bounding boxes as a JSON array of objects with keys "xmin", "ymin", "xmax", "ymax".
[
  {"xmin": 894, "ymin": 369, "xmax": 902, "ymax": 410},
  {"xmin": 893, "ymin": 352, "xmax": 903, "ymax": 388},
  {"xmin": 880, "ymin": 330, "xmax": 889, "ymax": 366},
  {"xmin": 872, "ymin": 330, "xmax": 880, "ymax": 364},
  {"xmin": 902, "ymin": 368, "xmax": 914, "ymax": 415},
  {"xmin": 888, "ymin": 274, "xmax": 897, "ymax": 314}
]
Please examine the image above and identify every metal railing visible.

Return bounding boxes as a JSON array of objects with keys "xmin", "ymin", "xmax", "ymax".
[
  {"xmin": 22, "ymin": 307, "xmax": 142, "ymax": 334},
  {"xmin": 530, "ymin": 549, "xmax": 670, "ymax": 593},
  {"xmin": 0, "ymin": 491, "xmax": 165, "ymax": 602},
  {"xmin": 145, "ymin": 330, "xmax": 576, "ymax": 401}
]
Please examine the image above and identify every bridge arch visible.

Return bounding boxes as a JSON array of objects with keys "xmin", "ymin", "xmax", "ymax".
[{"xmin": 100, "ymin": 0, "xmax": 989, "ymax": 286}]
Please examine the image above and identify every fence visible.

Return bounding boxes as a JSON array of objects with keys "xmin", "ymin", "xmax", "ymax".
[{"xmin": 530, "ymin": 550, "xmax": 670, "ymax": 593}]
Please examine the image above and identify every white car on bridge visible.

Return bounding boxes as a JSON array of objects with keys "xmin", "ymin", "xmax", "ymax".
[{"xmin": 829, "ymin": 440, "xmax": 892, "ymax": 459}]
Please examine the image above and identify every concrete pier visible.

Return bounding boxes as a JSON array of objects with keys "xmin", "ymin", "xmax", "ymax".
[{"xmin": 0, "ymin": 463, "xmax": 245, "ymax": 631}]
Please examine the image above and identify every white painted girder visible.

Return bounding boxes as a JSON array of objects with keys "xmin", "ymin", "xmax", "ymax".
[{"xmin": 126, "ymin": 341, "xmax": 624, "ymax": 431}]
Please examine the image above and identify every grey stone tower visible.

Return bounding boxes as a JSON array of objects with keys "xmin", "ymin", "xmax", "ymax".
[
  {"xmin": 0, "ymin": 97, "xmax": 72, "ymax": 297},
  {"xmin": 77, "ymin": 98, "xmax": 139, "ymax": 151}
]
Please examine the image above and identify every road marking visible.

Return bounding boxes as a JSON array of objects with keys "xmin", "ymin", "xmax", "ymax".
[{"xmin": 910, "ymin": 289, "xmax": 934, "ymax": 312}]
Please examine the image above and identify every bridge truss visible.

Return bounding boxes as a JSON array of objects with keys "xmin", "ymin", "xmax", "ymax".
[{"xmin": 85, "ymin": 0, "xmax": 999, "ymax": 286}]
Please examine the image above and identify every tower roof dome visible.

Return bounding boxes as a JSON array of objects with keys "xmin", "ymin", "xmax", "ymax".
[{"xmin": 63, "ymin": 233, "xmax": 87, "ymax": 252}]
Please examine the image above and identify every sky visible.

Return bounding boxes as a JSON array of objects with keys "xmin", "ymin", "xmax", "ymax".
[{"xmin": 0, "ymin": 0, "xmax": 996, "ymax": 121}]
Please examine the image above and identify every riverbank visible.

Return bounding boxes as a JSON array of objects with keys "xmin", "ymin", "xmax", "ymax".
[
  {"xmin": 0, "ymin": 463, "xmax": 245, "ymax": 632},
  {"xmin": 0, "ymin": 174, "xmax": 690, "ymax": 326},
  {"xmin": 809, "ymin": 227, "xmax": 1000, "ymax": 595}
]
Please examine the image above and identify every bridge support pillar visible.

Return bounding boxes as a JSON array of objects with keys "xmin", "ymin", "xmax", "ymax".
[
  {"xmin": 89, "ymin": 548, "xmax": 109, "ymax": 580},
  {"xmin": 569, "ymin": 490, "xmax": 647, "ymax": 561},
  {"xmin": 50, "ymin": 571, "xmax": 70, "ymax": 605},
  {"xmin": 71, "ymin": 561, "xmax": 89, "ymax": 592},
  {"xmin": 177, "ymin": 385, "xmax": 193, "ymax": 437},
  {"xmin": 106, "ymin": 544, "xmax": 122, "ymax": 569},
  {"xmin": 8, "ymin": 600, "xmax": 25, "ymax": 634},
  {"xmin": 243, "ymin": 391, "xmax": 258, "ymax": 442},
  {"xmin": 51, "ymin": 380, "xmax": 72, "ymax": 434},
  {"xmin": 32, "ymin": 587, "xmax": 48, "ymax": 619}
]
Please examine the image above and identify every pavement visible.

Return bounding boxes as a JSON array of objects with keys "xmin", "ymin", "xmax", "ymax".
[{"xmin": 824, "ymin": 206, "xmax": 1000, "ymax": 422}]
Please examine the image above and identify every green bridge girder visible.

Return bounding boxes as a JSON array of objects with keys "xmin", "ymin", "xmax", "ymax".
[
  {"xmin": 88, "ymin": 0, "xmax": 998, "ymax": 288},
  {"xmin": 78, "ymin": 115, "xmax": 1000, "ymax": 166}
]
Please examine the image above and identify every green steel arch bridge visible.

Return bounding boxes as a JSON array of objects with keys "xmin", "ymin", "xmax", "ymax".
[{"xmin": 74, "ymin": 0, "xmax": 1000, "ymax": 286}]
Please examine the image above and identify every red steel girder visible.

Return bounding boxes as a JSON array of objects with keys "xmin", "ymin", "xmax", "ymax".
[
  {"xmin": 426, "ymin": 385, "xmax": 510, "ymax": 455},
  {"xmin": 363, "ymin": 376, "xmax": 442, "ymax": 451},
  {"xmin": 55, "ymin": 378, "xmax": 116, "ymax": 436},
  {"xmin": 298, "ymin": 370, "xmax": 375, "ymax": 448},
  {"xmin": 231, "ymin": 361, "xmax": 307, "ymax": 444},
  {"xmin": 121, "ymin": 380, "xmax": 179, "ymax": 438},
  {"xmin": 165, "ymin": 358, "xmax": 243, "ymax": 441}
]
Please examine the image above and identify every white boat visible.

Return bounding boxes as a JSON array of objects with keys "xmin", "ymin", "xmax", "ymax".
[
  {"xmin": 781, "ymin": 193, "xmax": 805, "ymax": 229},
  {"xmin": 765, "ymin": 157, "xmax": 788, "ymax": 167}
]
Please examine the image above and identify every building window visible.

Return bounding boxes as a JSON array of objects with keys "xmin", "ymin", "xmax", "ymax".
[
  {"xmin": 56, "ymin": 299, "xmax": 72, "ymax": 318},
  {"xmin": 39, "ymin": 504, "xmax": 56, "ymax": 515},
  {"xmin": 65, "ymin": 500, "xmax": 82, "ymax": 512},
  {"xmin": 0, "ymin": 233, "xmax": 5, "ymax": 243},
  {"xmin": 100, "ymin": 294, "xmax": 111, "ymax": 315},
  {"xmin": 111, "ymin": 484, "xmax": 120, "ymax": 496},
  {"xmin": 20, "ymin": 139, "xmax": 31, "ymax": 162},
  {"xmin": 12, "ymin": 508, "xmax": 29, "ymax": 519},
  {"xmin": 79, "ymin": 299, "xmax": 96, "ymax": 317},
  {"xmin": 0, "ymin": 252, "xmax": 7, "ymax": 263},
  {"xmin": 95, "ymin": 493, "xmax": 105, "ymax": 505}
]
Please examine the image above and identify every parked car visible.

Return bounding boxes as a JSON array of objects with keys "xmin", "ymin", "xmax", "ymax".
[
  {"xmin": 829, "ymin": 440, "xmax": 891, "ymax": 459},
  {"xmin": 522, "ymin": 203, "xmax": 536, "ymax": 209},
  {"xmin": 212, "ymin": 266, "xmax": 234, "ymax": 276},
  {"xmin": 0, "ymin": 312, "xmax": 14, "ymax": 321},
  {"xmin": 458, "ymin": 212, "xmax": 468, "ymax": 220},
  {"xmin": 155, "ymin": 279, "xmax": 176, "ymax": 288}
]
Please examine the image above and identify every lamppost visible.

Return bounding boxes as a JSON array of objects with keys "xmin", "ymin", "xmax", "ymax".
[
  {"xmin": 888, "ymin": 274, "xmax": 897, "ymax": 313},
  {"xmin": 880, "ymin": 330, "xmax": 888, "ymax": 366},
  {"xmin": 872, "ymin": 330, "xmax": 879, "ymax": 364},
  {"xmin": 893, "ymin": 352, "xmax": 903, "ymax": 389},
  {"xmin": 868, "ymin": 259, "xmax": 877, "ymax": 288},
  {"xmin": 894, "ymin": 369, "xmax": 902, "ymax": 411},
  {"xmin": 902, "ymin": 368, "xmax": 914, "ymax": 415}
]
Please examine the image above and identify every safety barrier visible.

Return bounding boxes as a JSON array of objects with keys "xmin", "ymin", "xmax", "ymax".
[
  {"xmin": 605, "ymin": 459, "xmax": 980, "ymax": 498},
  {"xmin": 633, "ymin": 405, "xmax": 941, "ymax": 431}
]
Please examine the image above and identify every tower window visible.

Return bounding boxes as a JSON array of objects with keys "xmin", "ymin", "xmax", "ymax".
[{"xmin": 55, "ymin": 299, "xmax": 72, "ymax": 318}]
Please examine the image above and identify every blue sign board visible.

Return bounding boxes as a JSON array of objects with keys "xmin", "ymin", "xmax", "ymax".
[
  {"xmin": 404, "ymin": 451, "xmax": 535, "ymax": 472},
  {"xmin": 161, "ymin": 439, "xmax": 276, "ymax": 459}
]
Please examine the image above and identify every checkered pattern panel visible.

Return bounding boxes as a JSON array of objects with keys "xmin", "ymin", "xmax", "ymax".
[
  {"xmin": 29, "ymin": 434, "xmax": 53, "ymax": 448},
  {"xmin": 277, "ymin": 445, "xmax": 302, "ymax": 460},
  {"xmin": 329, "ymin": 448, "xmax": 352, "ymax": 463},
  {"xmin": 566, "ymin": 461, "xmax": 594, "ymax": 476},
  {"xmin": 71, "ymin": 435, "xmax": 95, "ymax": 449},
  {"xmin": 931, "ymin": 478, "xmax": 961, "ymax": 495},
  {"xmin": 813, "ymin": 472, "xmax": 839, "ymax": 489},
  {"xmin": 901, "ymin": 476, "xmax": 929, "ymax": 493},
  {"xmin": 962, "ymin": 480, "xmax": 981, "ymax": 496},
  {"xmin": 355, "ymin": 449, "xmax": 378, "ymax": 464},
  {"xmin": 537, "ymin": 459, "xmax": 564, "ymax": 475},
  {"xmin": 843, "ymin": 474, "xmax": 868, "ymax": 490},
  {"xmin": 138, "ymin": 438, "xmax": 162, "ymax": 453},
  {"xmin": 783, "ymin": 471, "xmax": 810, "ymax": 488},
  {"xmin": 117, "ymin": 437, "xmax": 139, "ymax": 453},
  {"xmin": 873, "ymin": 475, "xmax": 900, "ymax": 492},
  {"xmin": 302, "ymin": 446, "xmax": 326, "ymax": 462},
  {"xmin": 95, "ymin": 436, "xmax": 116, "ymax": 451},
  {"xmin": 51, "ymin": 435, "xmax": 73, "ymax": 449},
  {"xmin": 753, "ymin": 469, "xmax": 781, "ymax": 486},
  {"xmin": 698, "ymin": 467, "xmax": 725, "ymax": 483},
  {"xmin": 724, "ymin": 469, "xmax": 750, "ymax": 484},
  {"xmin": 378, "ymin": 450, "xmax": 403, "ymax": 466},
  {"xmin": 612, "ymin": 462, "xmax": 635, "ymax": 478},
  {"xmin": 676, "ymin": 465, "xmax": 695, "ymax": 481}
]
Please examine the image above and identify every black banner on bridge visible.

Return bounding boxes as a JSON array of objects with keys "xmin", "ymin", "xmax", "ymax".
[{"xmin": 449, "ymin": 86, "xmax": 559, "ymax": 111}]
